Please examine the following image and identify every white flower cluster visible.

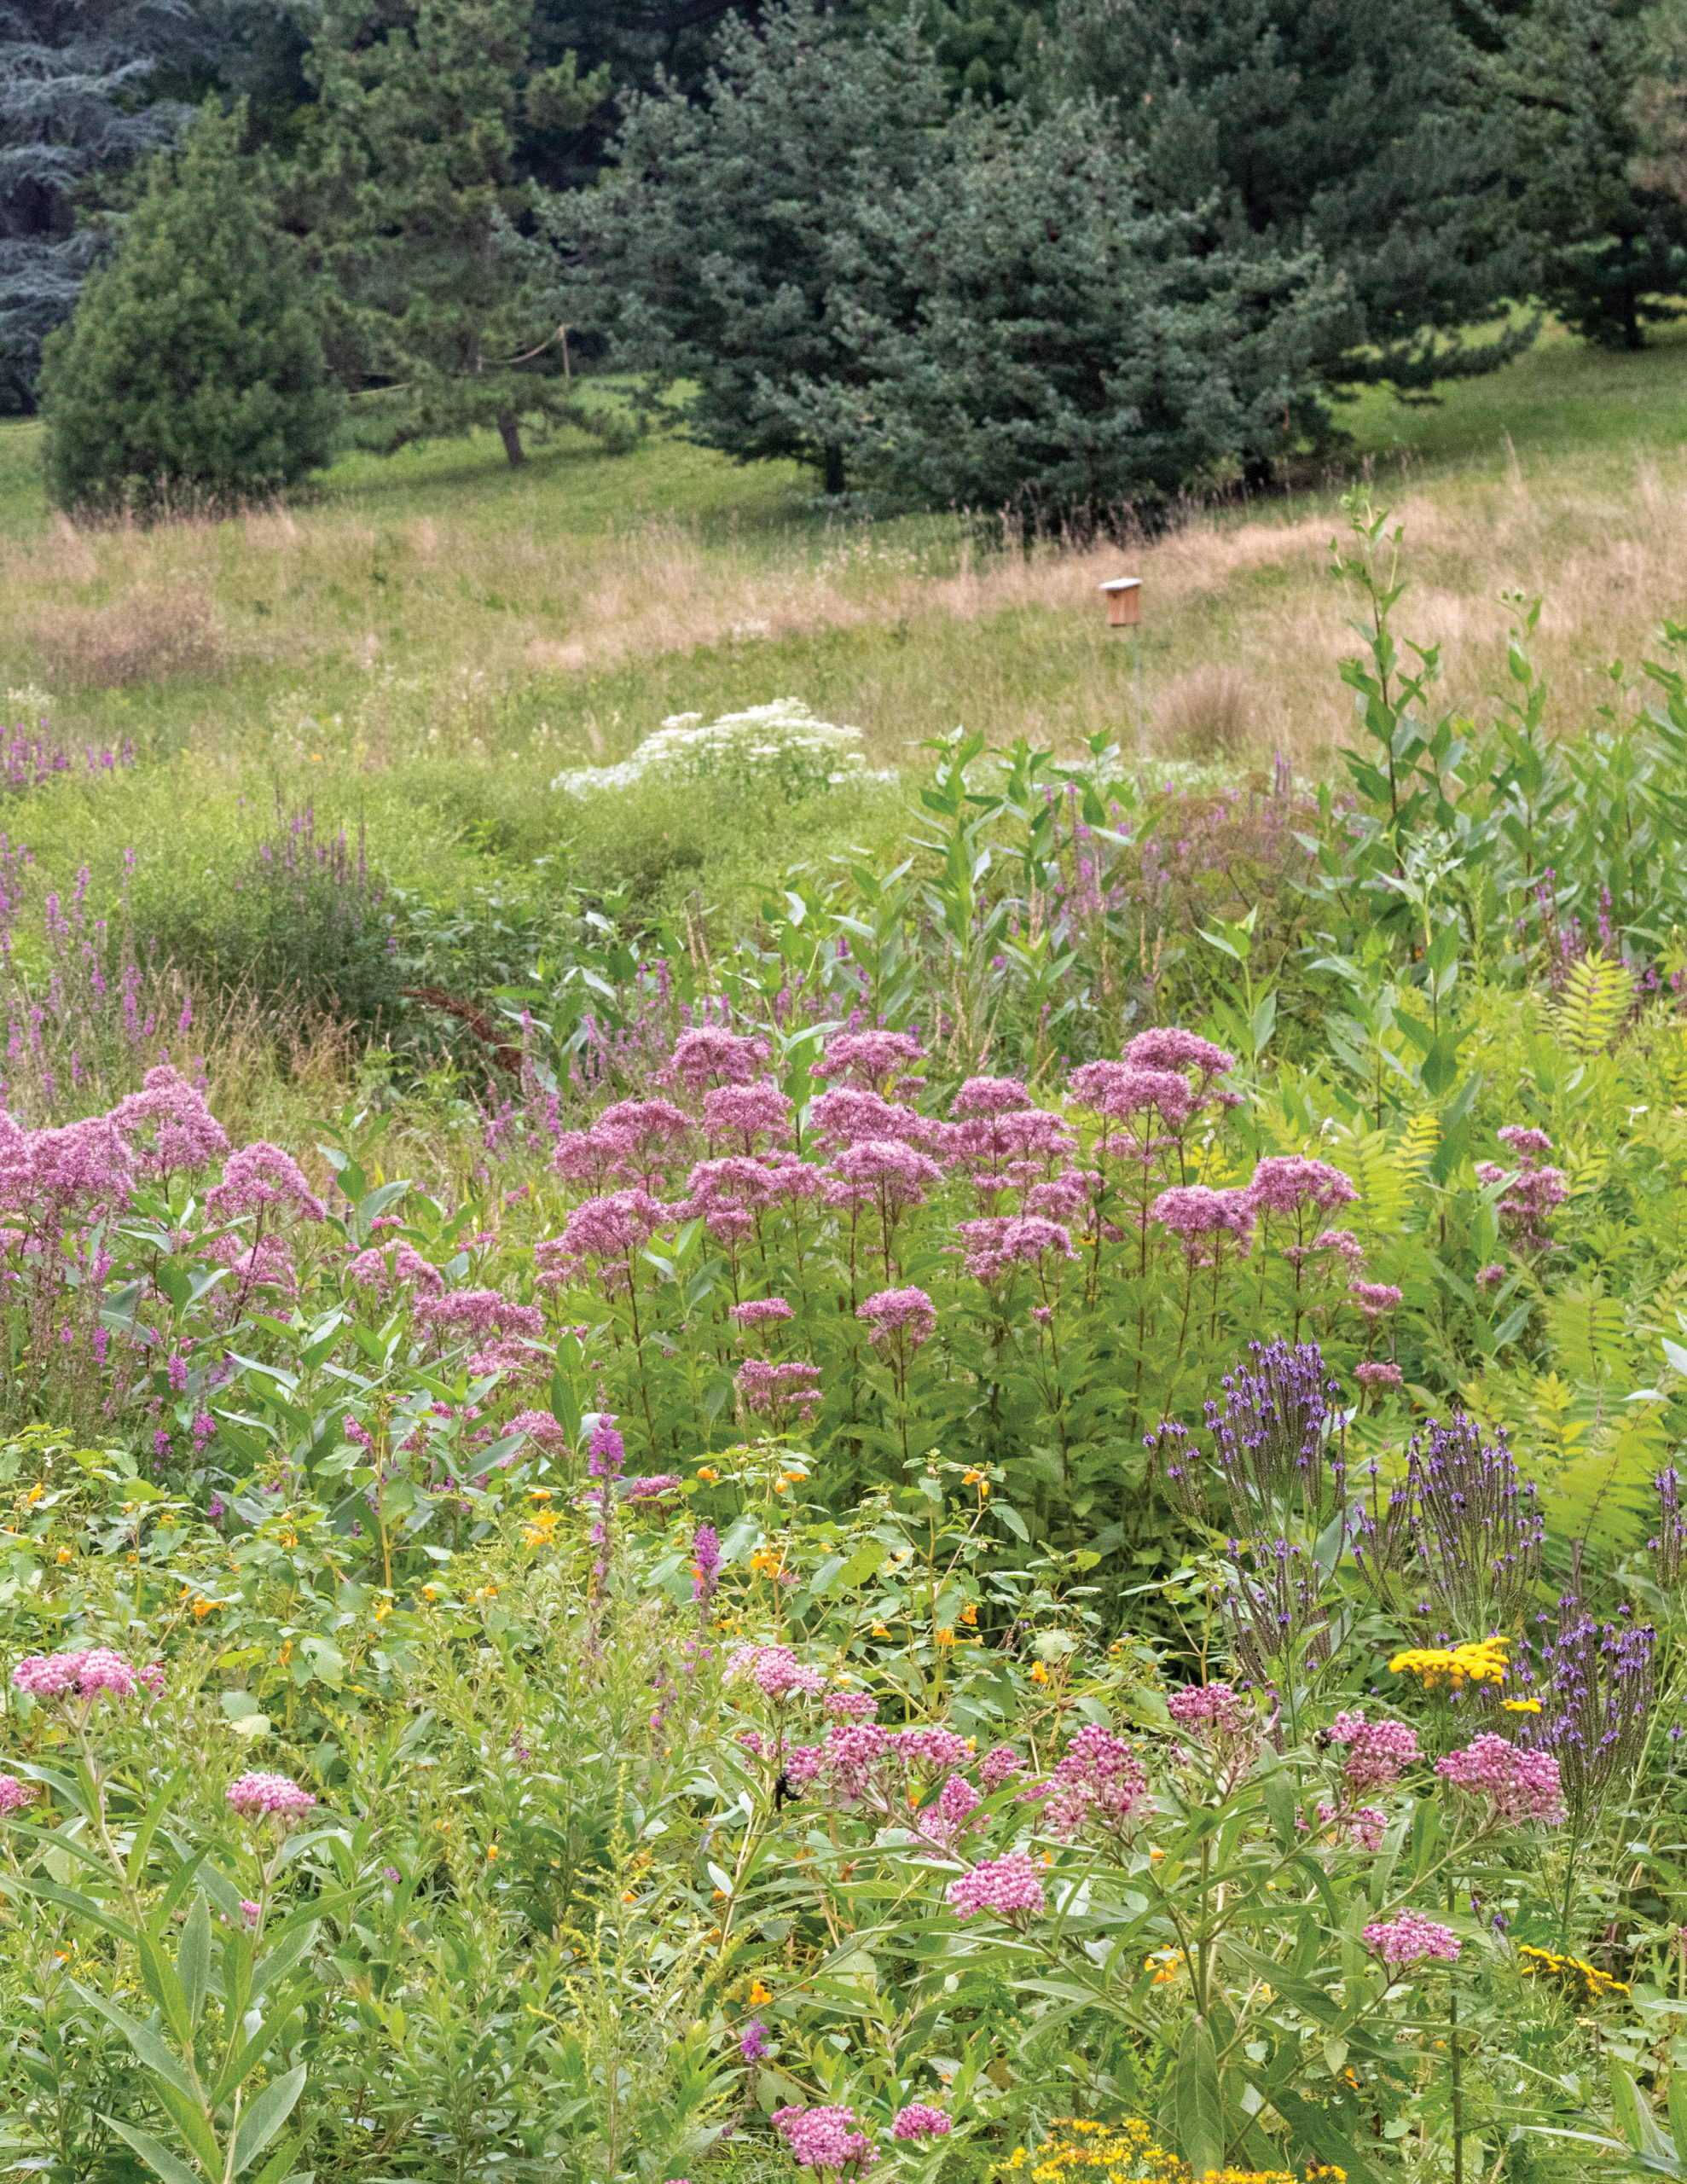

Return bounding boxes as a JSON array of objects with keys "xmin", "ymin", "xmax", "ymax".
[{"xmin": 551, "ymin": 699, "xmax": 884, "ymax": 803}]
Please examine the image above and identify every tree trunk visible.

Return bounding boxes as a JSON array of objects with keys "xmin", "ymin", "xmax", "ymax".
[
  {"xmin": 496, "ymin": 408, "xmax": 525, "ymax": 466},
  {"xmin": 823, "ymin": 440, "xmax": 845, "ymax": 496},
  {"xmin": 1625, "ymin": 293, "xmax": 1644, "ymax": 351}
]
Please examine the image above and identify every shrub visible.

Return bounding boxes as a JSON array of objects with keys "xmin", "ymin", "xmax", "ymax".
[
  {"xmin": 38, "ymin": 103, "xmax": 340, "ymax": 516},
  {"xmin": 550, "ymin": 698, "xmax": 883, "ymax": 803}
]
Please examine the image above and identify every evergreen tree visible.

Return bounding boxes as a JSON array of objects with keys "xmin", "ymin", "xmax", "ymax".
[
  {"xmin": 568, "ymin": 4, "xmax": 953, "ymax": 493},
  {"xmin": 1038, "ymin": 0, "xmax": 1535, "ymax": 391},
  {"xmin": 1500, "ymin": 0, "xmax": 1687, "ymax": 346},
  {"xmin": 575, "ymin": 3, "xmax": 1351, "ymax": 510},
  {"xmin": 303, "ymin": 0, "xmax": 613, "ymax": 465},
  {"xmin": 38, "ymin": 101, "xmax": 339, "ymax": 512},
  {"xmin": 766, "ymin": 98, "xmax": 1352, "ymax": 513},
  {"xmin": 0, "ymin": 0, "xmax": 197, "ymax": 411}
]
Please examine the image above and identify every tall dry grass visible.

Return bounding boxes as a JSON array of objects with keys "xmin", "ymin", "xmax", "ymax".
[{"xmin": 3, "ymin": 438, "xmax": 1686, "ymax": 774}]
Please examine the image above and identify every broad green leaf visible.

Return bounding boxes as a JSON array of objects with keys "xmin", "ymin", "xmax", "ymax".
[
  {"xmin": 177, "ymin": 1895, "xmax": 212, "ymax": 2033},
  {"xmin": 1175, "ymin": 2019, "xmax": 1224, "ymax": 2179},
  {"xmin": 101, "ymin": 2118, "xmax": 203, "ymax": 2184},
  {"xmin": 231, "ymin": 2062, "xmax": 307, "ymax": 2175}
]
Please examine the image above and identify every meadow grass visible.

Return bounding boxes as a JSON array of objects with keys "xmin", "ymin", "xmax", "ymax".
[{"xmin": 2, "ymin": 321, "xmax": 1686, "ymax": 939}]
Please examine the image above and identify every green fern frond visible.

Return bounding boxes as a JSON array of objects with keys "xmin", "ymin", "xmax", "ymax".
[
  {"xmin": 1544, "ymin": 1281, "xmax": 1632, "ymax": 1387},
  {"xmin": 1553, "ymin": 950, "xmax": 1633, "ymax": 1057}
]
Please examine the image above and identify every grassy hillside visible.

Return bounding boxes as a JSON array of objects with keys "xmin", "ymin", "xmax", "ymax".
[{"xmin": 2, "ymin": 322, "xmax": 1685, "ymax": 940}]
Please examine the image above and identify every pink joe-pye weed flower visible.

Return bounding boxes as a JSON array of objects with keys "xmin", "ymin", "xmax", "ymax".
[
  {"xmin": 559, "ymin": 1188, "xmax": 669, "ymax": 1263},
  {"xmin": 1435, "ymin": 1734, "xmax": 1566, "ymax": 1824},
  {"xmin": 735, "ymin": 1356, "xmax": 823, "ymax": 1431},
  {"xmin": 205, "ymin": 1141, "xmax": 326, "ymax": 1223},
  {"xmin": 1122, "ymin": 1026, "xmax": 1235, "ymax": 1083},
  {"xmin": 111, "ymin": 1064, "xmax": 229, "ymax": 1177},
  {"xmin": 1067, "ymin": 1060, "xmax": 1195, "ymax": 1126},
  {"xmin": 1362, "ymin": 1911, "xmax": 1461, "ymax": 1966},
  {"xmin": 1354, "ymin": 1361, "xmax": 1403, "ymax": 1392},
  {"xmin": 226, "ymin": 1771, "xmax": 316, "ymax": 1818},
  {"xmin": 814, "ymin": 1028, "xmax": 927, "ymax": 1088},
  {"xmin": 825, "ymin": 1137, "xmax": 943, "ymax": 1212},
  {"xmin": 950, "ymin": 1074, "xmax": 1033, "ymax": 1117},
  {"xmin": 666, "ymin": 1025, "xmax": 771, "ymax": 1093},
  {"xmin": 0, "ymin": 1774, "xmax": 38, "ymax": 1811},
  {"xmin": 729, "ymin": 1297, "xmax": 796, "ymax": 1330},
  {"xmin": 856, "ymin": 1285, "xmax": 937, "ymax": 1353},
  {"xmin": 1246, "ymin": 1155, "xmax": 1359, "ymax": 1220},
  {"xmin": 414, "ymin": 1290, "xmax": 544, "ymax": 1343},
  {"xmin": 345, "ymin": 1239, "xmax": 445, "ymax": 1297},
  {"xmin": 945, "ymin": 1849, "xmax": 1046, "ymax": 1925},
  {"xmin": 809, "ymin": 1087, "xmax": 942, "ymax": 1152},
  {"xmin": 701, "ymin": 1078, "xmax": 795, "ymax": 1148},
  {"xmin": 956, "ymin": 1214, "xmax": 1076, "ymax": 1287},
  {"xmin": 1352, "ymin": 1281, "xmax": 1405, "ymax": 1318},
  {"xmin": 1151, "ymin": 1185, "xmax": 1255, "ymax": 1254}
]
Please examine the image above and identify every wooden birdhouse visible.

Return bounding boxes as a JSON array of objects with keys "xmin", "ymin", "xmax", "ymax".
[{"xmin": 1099, "ymin": 577, "xmax": 1142, "ymax": 627}]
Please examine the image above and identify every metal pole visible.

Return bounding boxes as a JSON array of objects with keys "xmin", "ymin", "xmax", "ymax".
[{"xmin": 1133, "ymin": 623, "xmax": 1145, "ymax": 781}]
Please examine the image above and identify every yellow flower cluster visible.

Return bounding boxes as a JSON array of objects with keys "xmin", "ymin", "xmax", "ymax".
[
  {"xmin": 1388, "ymin": 1635, "xmax": 1510, "ymax": 1690},
  {"xmin": 1518, "ymin": 1943, "xmax": 1631, "ymax": 2005},
  {"xmin": 1000, "ymin": 2119, "xmax": 1302, "ymax": 2184},
  {"xmin": 522, "ymin": 1508, "xmax": 559, "ymax": 1548}
]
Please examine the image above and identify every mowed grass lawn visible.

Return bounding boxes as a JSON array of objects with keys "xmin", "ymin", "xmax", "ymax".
[{"xmin": 2, "ymin": 320, "xmax": 1686, "ymax": 927}]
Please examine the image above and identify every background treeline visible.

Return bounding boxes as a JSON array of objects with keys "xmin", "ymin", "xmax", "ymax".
[{"xmin": 7, "ymin": 0, "xmax": 1687, "ymax": 517}]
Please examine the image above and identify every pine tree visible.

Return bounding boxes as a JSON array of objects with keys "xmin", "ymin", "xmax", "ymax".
[
  {"xmin": 1500, "ymin": 0, "xmax": 1687, "ymax": 347},
  {"xmin": 303, "ymin": 0, "xmax": 612, "ymax": 465},
  {"xmin": 38, "ymin": 101, "xmax": 339, "ymax": 512},
  {"xmin": 568, "ymin": 3, "xmax": 951, "ymax": 493},
  {"xmin": 1039, "ymin": 0, "xmax": 1535, "ymax": 392},
  {"xmin": 764, "ymin": 98, "xmax": 1352, "ymax": 514}
]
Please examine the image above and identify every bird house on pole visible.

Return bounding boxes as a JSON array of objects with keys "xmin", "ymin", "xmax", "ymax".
[{"xmin": 1099, "ymin": 577, "xmax": 1142, "ymax": 627}]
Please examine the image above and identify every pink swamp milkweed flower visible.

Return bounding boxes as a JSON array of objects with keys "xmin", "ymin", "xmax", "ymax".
[
  {"xmin": 0, "ymin": 1775, "xmax": 38, "ymax": 1811},
  {"xmin": 226, "ymin": 1772, "xmax": 316, "ymax": 1818},
  {"xmin": 891, "ymin": 2106, "xmax": 952, "ymax": 2141},
  {"xmin": 1323, "ymin": 1711, "xmax": 1419, "ymax": 1792},
  {"xmin": 1435, "ymin": 1734, "xmax": 1566, "ymax": 1824},
  {"xmin": 1363, "ymin": 1911, "xmax": 1460, "ymax": 1966},
  {"xmin": 945, "ymin": 1849, "xmax": 1046, "ymax": 1926},
  {"xmin": 772, "ymin": 2104, "xmax": 879, "ymax": 2175}
]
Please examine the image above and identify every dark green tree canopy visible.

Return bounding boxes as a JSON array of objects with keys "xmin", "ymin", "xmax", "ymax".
[
  {"xmin": 301, "ymin": 0, "xmax": 615, "ymax": 464},
  {"xmin": 568, "ymin": 3, "xmax": 948, "ymax": 491},
  {"xmin": 573, "ymin": 3, "xmax": 1353, "ymax": 511},
  {"xmin": 767, "ymin": 96, "xmax": 1354, "ymax": 512},
  {"xmin": 1038, "ymin": 0, "xmax": 1539, "ymax": 386},
  {"xmin": 38, "ymin": 99, "xmax": 339, "ymax": 513}
]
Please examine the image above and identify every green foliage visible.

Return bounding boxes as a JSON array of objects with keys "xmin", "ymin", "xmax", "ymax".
[
  {"xmin": 38, "ymin": 103, "xmax": 340, "ymax": 515},
  {"xmin": 303, "ymin": 0, "xmax": 622, "ymax": 467},
  {"xmin": 1501, "ymin": 0, "xmax": 1687, "ymax": 350}
]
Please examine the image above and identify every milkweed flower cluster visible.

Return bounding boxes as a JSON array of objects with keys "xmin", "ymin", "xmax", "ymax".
[
  {"xmin": 1324, "ymin": 1711, "xmax": 1419, "ymax": 1792},
  {"xmin": 13, "ymin": 1647, "xmax": 142, "ymax": 1703},
  {"xmin": 1364, "ymin": 1911, "xmax": 1461, "ymax": 1966},
  {"xmin": 891, "ymin": 2106, "xmax": 951, "ymax": 2140},
  {"xmin": 0, "ymin": 1774, "xmax": 38, "ymax": 1810},
  {"xmin": 226, "ymin": 1771, "xmax": 316, "ymax": 1817},
  {"xmin": 1435, "ymin": 1735, "xmax": 1565, "ymax": 1824},
  {"xmin": 1026, "ymin": 1726, "xmax": 1152, "ymax": 1843},
  {"xmin": 1314, "ymin": 1801, "xmax": 1387, "ymax": 1850},
  {"xmin": 771, "ymin": 2102, "xmax": 879, "ymax": 2175},
  {"xmin": 945, "ymin": 1850, "xmax": 1046, "ymax": 1925},
  {"xmin": 728, "ymin": 1644, "xmax": 826, "ymax": 1700}
]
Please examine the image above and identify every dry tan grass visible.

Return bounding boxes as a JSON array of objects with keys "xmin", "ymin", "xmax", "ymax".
[{"xmin": 4, "ymin": 439, "xmax": 1686, "ymax": 773}]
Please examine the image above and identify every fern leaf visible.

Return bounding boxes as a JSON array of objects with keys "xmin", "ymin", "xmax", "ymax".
[
  {"xmin": 1394, "ymin": 1112, "xmax": 1440, "ymax": 1183},
  {"xmin": 1544, "ymin": 1281, "xmax": 1632, "ymax": 1387},
  {"xmin": 1552, "ymin": 950, "xmax": 1633, "ymax": 1056}
]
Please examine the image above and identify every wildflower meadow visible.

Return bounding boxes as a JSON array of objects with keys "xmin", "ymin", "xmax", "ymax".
[{"xmin": 8, "ymin": 501, "xmax": 1687, "ymax": 2184}]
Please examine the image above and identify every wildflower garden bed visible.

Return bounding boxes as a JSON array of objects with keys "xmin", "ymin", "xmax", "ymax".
[{"xmin": 3, "ymin": 507, "xmax": 1687, "ymax": 2181}]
